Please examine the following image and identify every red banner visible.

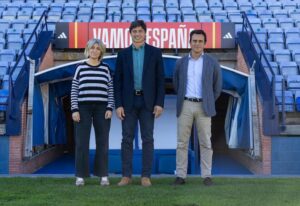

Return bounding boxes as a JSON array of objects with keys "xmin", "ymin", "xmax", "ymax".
[{"xmin": 55, "ymin": 22, "xmax": 235, "ymax": 49}]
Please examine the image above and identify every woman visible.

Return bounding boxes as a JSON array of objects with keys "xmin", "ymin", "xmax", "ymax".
[{"xmin": 71, "ymin": 39, "xmax": 114, "ymax": 186}]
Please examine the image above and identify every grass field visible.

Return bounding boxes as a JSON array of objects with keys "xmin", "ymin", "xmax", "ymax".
[{"xmin": 0, "ymin": 177, "xmax": 300, "ymax": 206}]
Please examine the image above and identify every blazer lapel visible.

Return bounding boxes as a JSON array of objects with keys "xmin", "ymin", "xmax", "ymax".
[
  {"xmin": 127, "ymin": 46, "xmax": 134, "ymax": 79},
  {"xmin": 182, "ymin": 55, "xmax": 189, "ymax": 94},
  {"xmin": 202, "ymin": 54, "xmax": 208, "ymax": 85},
  {"xmin": 142, "ymin": 44, "xmax": 151, "ymax": 81}
]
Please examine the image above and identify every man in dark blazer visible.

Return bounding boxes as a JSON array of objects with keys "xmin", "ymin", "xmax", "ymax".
[
  {"xmin": 114, "ymin": 20, "xmax": 165, "ymax": 187},
  {"xmin": 173, "ymin": 30, "xmax": 222, "ymax": 186}
]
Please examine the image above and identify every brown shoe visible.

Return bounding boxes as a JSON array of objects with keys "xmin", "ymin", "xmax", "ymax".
[
  {"xmin": 118, "ymin": 177, "xmax": 132, "ymax": 186},
  {"xmin": 141, "ymin": 177, "xmax": 152, "ymax": 187}
]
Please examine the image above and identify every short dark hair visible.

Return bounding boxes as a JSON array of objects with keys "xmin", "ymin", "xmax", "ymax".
[
  {"xmin": 189, "ymin": 30, "xmax": 207, "ymax": 43},
  {"xmin": 129, "ymin": 20, "xmax": 147, "ymax": 33}
]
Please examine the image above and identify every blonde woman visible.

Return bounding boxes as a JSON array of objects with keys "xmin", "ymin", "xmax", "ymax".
[{"xmin": 71, "ymin": 39, "xmax": 114, "ymax": 186}]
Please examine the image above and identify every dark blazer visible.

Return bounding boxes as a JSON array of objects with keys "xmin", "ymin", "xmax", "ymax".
[
  {"xmin": 114, "ymin": 43, "xmax": 165, "ymax": 111},
  {"xmin": 173, "ymin": 54, "xmax": 222, "ymax": 117}
]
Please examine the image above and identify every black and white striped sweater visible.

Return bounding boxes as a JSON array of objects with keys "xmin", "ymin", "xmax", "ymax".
[{"xmin": 71, "ymin": 61, "xmax": 114, "ymax": 113}]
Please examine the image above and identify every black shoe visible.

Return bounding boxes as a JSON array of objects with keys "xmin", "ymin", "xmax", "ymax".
[
  {"xmin": 203, "ymin": 177, "xmax": 213, "ymax": 186},
  {"xmin": 172, "ymin": 177, "xmax": 185, "ymax": 185}
]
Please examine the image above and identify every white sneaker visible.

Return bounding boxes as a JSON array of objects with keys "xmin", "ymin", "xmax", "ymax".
[
  {"xmin": 75, "ymin": 177, "xmax": 85, "ymax": 186},
  {"xmin": 100, "ymin": 176, "xmax": 110, "ymax": 186}
]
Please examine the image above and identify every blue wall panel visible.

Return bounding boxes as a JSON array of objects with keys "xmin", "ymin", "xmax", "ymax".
[
  {"xmin": 0, "ymin": 136, "xmax": 9, "ymax": 174},
  {"xmin": 272, "ymin": 137, "xmax": 300, "ymax": 174}
]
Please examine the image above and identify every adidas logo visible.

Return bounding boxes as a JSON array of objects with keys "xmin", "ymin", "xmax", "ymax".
[
  {"xmin": 223, "ymin": 32, "xmax": 233, "ymax": 39},
  {"xmin": 58, "ymin": 32, "xmax": 67, "ymax": 39}
]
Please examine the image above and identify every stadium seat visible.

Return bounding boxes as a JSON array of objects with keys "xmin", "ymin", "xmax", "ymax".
[
  {"xmin": 47, "ymin": 11, "xmax": 62, "ymax": 22},
  {"xmin": 248, "ymin": 18, "xmax": 262, "ymax": 30},
  {"xmin": 268, "ymin": 37, "xmax": 285, "ymax": 51},
  {"xmin": 273, "ymin": 50, "xmax": 291, "ymax": 63},
  {"xmin": 2, "ymin": 10, "xmax": 17, "ymax": 20},
  {"xmin": 254, "ymin": 27, "xmax": 267, "ymax": 41},
  {"xmin": 268, "ymin": 2, "xmax": 282, "ymax": 11},
  {"xmin": 257, "ymin": 10, "xmax": 273, "ymax": 19},
  {"xmin": 295, "ymin": 91, "xmax": 300, "ymax": 111},
  {"xmin": 286, "ymin": 75, "xmax": 300, "ymax": 91},
  {"xmin": 62, "ymin": 11, "xmax": 76, "ymax": 22},
  {"xmin": 239, "ymin": 2, "xmax": 253, "ymax": 11},
  {"xmin": 291, "ymin": 49, "xmax": 300, "ymax": 64},
  {"xmin": 6, "ymin": 28, "xmax": 23, "ymax": 42},
  {"xmin": 194, "ymin": 1, "xmax": 208, "ymax": 13},
  {"xmin": 0, "ymin": 49, "xmax": 16, "ymax": 63},
  {"xmin": 262, "ymin": 18, "xmax": 278, "ymax": 29},
  {"xmin": 274, "ymin": 75, "xmax": 284, "ymax": 91},
  {"xmin": 0, "ymin": 62, "xmax": 9, "ymax": 76},
  {"xmin": 279, "ymin": 61, "xmax": 299, "ymax": 76},
  {"xmin": 0, "ymin": 38, "xmax": 5, "ymax": 50},
  {"xmin": 208, "ymin": 1, "xmax": 223, "ymax": 12},
  {"xmin": 122, "ymin": 10, "xmax": 136, "ymax": 22},
  {"xmin": 50, "ymin": 3, "xmax": 64, "ymax": 12},
  {"xmin": 152, "ymin": 10, "xmax": 167, "ymax": 22},
  {"xmin": 0, "ymin": 20, "xmax": 10, "ymax": 31},
  {"xmin": 282, "ymin": 1, "xmax": 297, "ymax": 11},
  {"xmin": 284, "ymin": 28, "xmax": 300, "ymax": 39},
  {"xmin": 278, "ymin": 18, "xmax": 295, "ymax": 30},
  {"xmin": 272, "ymin": 10, "xmax": 288, "ymax": 19},
  {"xmin": 6, "ymin": 3, "xmax": 21, "ymax": 12},
  {"xmin": 17, "ymin": 10, "xmax": 32, "ymax": 20},
  {"xmin": 275, "ymin": 90, "xmax": 295, "ymax": 112},
  {"xmin": 262, "ymin": 50, "xmax": 273, "ymax": 62},
  {"xmin": 11, "ymin": 20, "xmax": 27, "ymax": 30},
  {"xmin": 253, "ymin": 2, "xmax": 268, "ymax": 11},
  {"xmin": 289, "ymin": 9, "xmax": 300, "ymax": 20},
  {"xmin": 224, "ymin": 1, "xmax": 238, "ymax": 11},
  {"xmin": 286, "ymin": 37, "xmax": 300, "ymax": 52},
  {"xmin": 7, "ymin": 38, "xmax": 24, "ymax": 51},
  {"xmin": 167, "ymin": 9, "xmax": 181, "ymax": 22},
  {"xmin": 137, "ymin": 9, "xmax": 151, "ymax": 22}
]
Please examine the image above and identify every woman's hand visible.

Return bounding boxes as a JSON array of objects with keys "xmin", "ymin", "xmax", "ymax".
[
  {"xmin": 72, "ymin": 112, "xmax": 80, "ymax": 122},
  {"xmin": 105, "ymin": 110, "xmax": 112, "ymax": 119}
]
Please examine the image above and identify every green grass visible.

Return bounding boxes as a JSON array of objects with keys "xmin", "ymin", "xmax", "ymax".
[{"xmin": 0, "ymin": 177, "xmax": 300, "ymax": 206}]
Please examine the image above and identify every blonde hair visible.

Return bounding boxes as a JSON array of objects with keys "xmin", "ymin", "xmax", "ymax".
[{"xmin": 84, "ymin": 39, "xmax": 106, "ymax": 60}]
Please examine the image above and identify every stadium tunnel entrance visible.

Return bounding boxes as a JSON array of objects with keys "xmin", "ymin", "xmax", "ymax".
[{"xmin": 34, "ymin": 55, "xmax": 251, "ymax": 174}]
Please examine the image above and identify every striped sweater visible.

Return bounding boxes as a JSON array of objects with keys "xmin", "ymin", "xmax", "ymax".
[{"xmin": 71, "ymin": 61, "xmax": 114, "ymax": 113}]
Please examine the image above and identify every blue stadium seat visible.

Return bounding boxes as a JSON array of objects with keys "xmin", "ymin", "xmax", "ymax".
[
  {"xmin": 274, "ymin": 75, "xmax": 284, "ymax": 90},
  {"xmin": 291, "ymin": 49, "xmax": 300, "ymax": 63},
  {"xmin": 6, "ymin": 28, "xmax": 22, "ymax": 41},
  {"xmin": 208, "ymin": 1, "xmax": 223, "ymax": 12},
  {"xmin": 50, "ymin": 3, "xmax": 64, "ymax": 12},
  {"xmin": 289, "ymin": 9, "xmax": 300, "ymax": 20},
  {"xmin": 253, "ymin": 2, "xmax": 267, "ymax": 11},
  {"xmin": 257, "ymin": 10, "xmax": 273, "ymax": 19},
  {"xmin": 0, "ymin": 20, "xmax": 10, "ymax": 31},
  {"xmin": 278, "ymin": 18, "xmax": 295, "ymax": 30},
  {"xmin": 295, "ymin": 91, "xmax": 300, "ymax": 111},
  {"xmin": 77, "ymin": 12, "xmax": 91, "ymax": 22},
  {"xmin": 137, "ymin": 9, "xmax": 151, "ymax": 22},
  {"xmin": 286, "ymin": 37, "xmax": 300, "ymax": 52},
  {"xmin": 268, "ymin": 2, "xmax": 282, "ymax": 11},
  {"xmin": 7, "ymin": 3, "xmax": 21, "ymax": 12},
  {"xmin": 167, "ymin": 8, "xmax": 181, "ymax": 22},
  {"xmin": 93, "ymin": 2, "xmax": 107, "ymax": 13},
  {"xmin": 62, "ymin": 11, "xmax": 76, "ymax": 22},
  {"xmin": 47, "ymin": 11, "xmax": 61, "ymax": 22},
  {"xmin": 152, "ymin": 10, "xmax": 167, "ymax": 22},
  {"xmin": 224, "ymin": 1, "xmax": 238, "ymax": 11},
  {"xmin": 275, "ymin": 90, "xmax": 295, "ymax": 112},
  {"xmin": 273, "ymin": 50, "xmax": 291, "ymax": 63},
  {"xmin": 286, "ymin": 75, "xmax": 300, "ymax": 91},
  {"xmin": 2, "ymin": 10, "xmax": 17, "ymax": 20},
  {"xmin": 11, "ymin": 20, "xmax": 27, "ymax": 30},
  {"xmin": 137, "ymin": 1, "xmax": 150, "ymax": 10},
  {"xmin": 17, "ymin": 10, "xmax": 32, "ymax": 20},
  {"xmin": 40, "ymin": 0, "xmax": 53, "ymax": 4},
  {"xmin": 279, "ymin": 61, "xmax": 299, "ymax": 76},
  {"xmin": 122, "ymin": 10, "xmax": 136, "ymax": 22},
  {"xmin": 273, "ymin": 9, "xmax": 288, "ymax": 19},
  {"xmin": 239, "ymin": 2, "xmax": 253, "ymax": 11},
  {"xmin": 248, "ymin": 17, "xmax": 262, "ymax": 30},
  {"xmin": 268, "ymin": 28, "xmax": 284, "ymax": 39},
  {"xmin": 27, "ymin": 19, "xmax": 39, "ymax": 30},
  {"xmin": 0, "ymin": 49, "xmax": 16, "ymax": 63},
  {"xmin": 262, "ymin": 18, "xmax": 278, "ymax": 29},
  {"xmin": 78, "ymin": 2, "xmax": 93, "ymax": 12},
  {"xmin": 64, "ymin": 3, "xmax": 78, "ymax": 13},
  {"xmin": 268, "ymin": 37, "xmax": 284, "ymax": 51},
  {"xmin": 152, "ymin": 1, "xmax": 164, "ymax": 11},
  {"xmin": 91, "ymin": 10, "xmax": 106, "ymax": 22},
  {"xmin": 0, "ymin": 62, "xmax": 9, "ymax": 76},
  {"xmin": 32, "ymin": 10, "xmax": 46, "ymax": 20},
  {"xmin": 254, "ymin": 27, "xmax": 267, "ymax": 41},
  {"xmin": 262, "ymin": 50, "xmax": 274, "ymax": 62},
  {"xmin": 23, "ymin": 28, "xmax": 35, "ymax": 43},
  {"xmin": 0, "ymin": 38, "xmax": 5, "ymax": 50},
  {"xmin": 284, "ymin": 27, "xmax": 300, "ymax": 39},
  {"xmin": 282, "ymin": 1, "xmax": 297, "ymax": 11},
  {"xmin": 107, "ymin": 11, "xmax": 121, "ymax": 22},
  {"xmin": 194, "ymin": 1, "xmax": 208, "ymax": 13},
  {"xmin": 7, "ymin": 38, "xmax": 24, "ymax": 51}
]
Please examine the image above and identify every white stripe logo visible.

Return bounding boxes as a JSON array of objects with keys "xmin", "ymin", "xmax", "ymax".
[
  {"xmin": 58, "ymin": 32, "xmax": 67, "ymax": 39},
  {"xmin": 223, "ymin": 32, "xmax": 233, "ymax": 39}
]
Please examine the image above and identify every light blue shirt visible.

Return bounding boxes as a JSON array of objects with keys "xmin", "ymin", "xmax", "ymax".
[
  {"xmin": 132, "ymin": 44, "xmax": 145, "ymax": 90},
  {"xmin": 186, "ymin": 52, "xmax": 204, "ymax": 98}
]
